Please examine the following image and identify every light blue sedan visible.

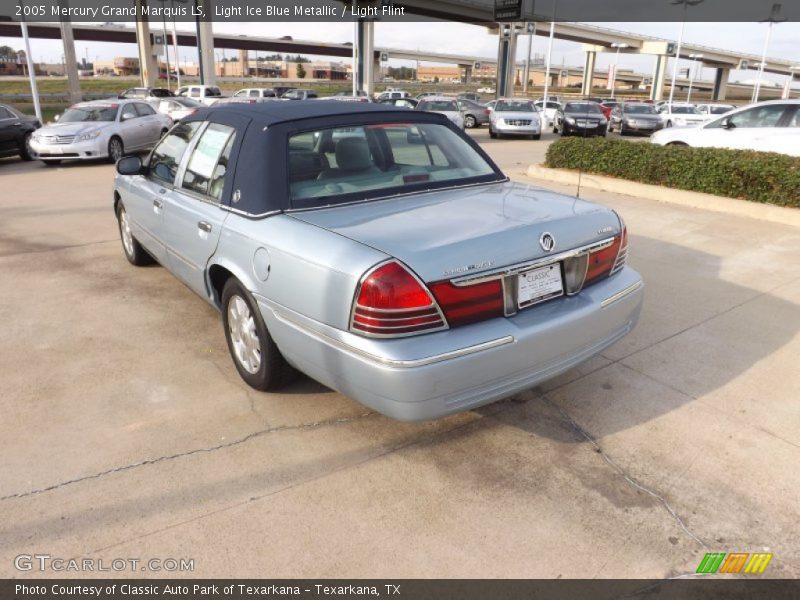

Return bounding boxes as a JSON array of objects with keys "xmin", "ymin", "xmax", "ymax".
[{"xmin": 113, "ymin": 101, "xmax": 643, "ymax": 420}]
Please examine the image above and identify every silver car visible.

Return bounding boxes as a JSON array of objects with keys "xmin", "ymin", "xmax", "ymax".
[
  {"xmin": 31, "ymin": 99, "xmax": 172, "ymax": 164},
  {"xmin": 113, "ymin": 102, "xmax": 643, "ymax": 421},
  {"xmin": 416, "ymin": 97, "xmax": 465, "ymax": 129},
  {"xmin": 154, "ymin": 97, "xmax": 204, "ymax": 122},
  {"xmin": 489, "ymin": 98, "xmax": 542, "ymax": 140}
]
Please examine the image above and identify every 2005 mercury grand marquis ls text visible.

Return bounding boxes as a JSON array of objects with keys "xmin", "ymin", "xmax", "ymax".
[{"xmin": 113, "ymin": 101, "xmax": 643, "ymax": 420}]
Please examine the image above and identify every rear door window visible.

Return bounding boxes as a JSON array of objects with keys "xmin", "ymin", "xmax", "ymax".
[{"xmin": 181, "ymin": 123, "xmax": 236, "ymax": 200}]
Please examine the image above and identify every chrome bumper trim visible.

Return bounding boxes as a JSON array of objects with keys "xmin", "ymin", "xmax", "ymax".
[
  {"xmin": 601, "ymin": 280, "xmax": 643, "ymax": 308},
  {"xmin": 271, "ymin": 309, "xmax": 514, "ymax": 369}
]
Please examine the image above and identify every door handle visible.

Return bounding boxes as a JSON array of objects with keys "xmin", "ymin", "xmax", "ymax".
[
  {"xmin": 153, "ymin": 199, "xmax": 163, "ymax": 209},
  {"xmin": 198, "ymin": 221, "xmax": 212, "ymax": 233}
]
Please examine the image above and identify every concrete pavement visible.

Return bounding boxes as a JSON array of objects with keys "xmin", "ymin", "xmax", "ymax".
[{"xmin": 0, "ymin": 136, "xmax": 798, "ymax": 579}]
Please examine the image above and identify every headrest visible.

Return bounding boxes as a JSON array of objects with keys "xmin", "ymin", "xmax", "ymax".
[{"xmin": 335, "ymin": 137, "xmax": 372, "ymax": 172}]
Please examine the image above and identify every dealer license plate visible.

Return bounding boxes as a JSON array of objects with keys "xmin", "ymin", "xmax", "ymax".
[{"xmin": 518, "ymin": 264, "xmax": 563, "ymax": 308}]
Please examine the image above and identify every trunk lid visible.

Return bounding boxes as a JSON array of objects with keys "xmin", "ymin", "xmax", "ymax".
[{"xmin": 288, "ymin": 181, "xmax": 622, "ymax": 282}]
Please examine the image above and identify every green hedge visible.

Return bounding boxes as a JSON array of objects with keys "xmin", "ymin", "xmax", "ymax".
[{"xmin": 544, "ymin": 137, "xmax": 800, "ymax": 208}]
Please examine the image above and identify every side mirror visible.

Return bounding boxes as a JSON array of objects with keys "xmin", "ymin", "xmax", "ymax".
[
  {"xmin": 116, "ymin": 155, "xmax": 143, "ymax": 175},
  {"xmin": 722, "ymin": 118, "xmax": 736, "ymax": 130},
  {"xmin": 121, "ymin": 111, "xmax": 137, "ymax": 121}
]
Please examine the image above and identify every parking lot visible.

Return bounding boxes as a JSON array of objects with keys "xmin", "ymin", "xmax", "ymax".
[{"xmin": 1, "ymin": 131, "xmax": 799, "ymax": 578}]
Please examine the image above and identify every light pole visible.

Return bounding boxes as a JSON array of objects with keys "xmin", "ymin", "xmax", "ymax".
[
  {"xmin": 787, "ymin": 65, "xmax": 800, "ymax": 99},
  {"xmin": 542, "ymin": 0, "xmax": 556, "ymax": 104},
  {"xmin": 668, "ymin": 0, "xmax": 704, "ymax": 106},
  {"xmin": 609, "ymin": 42, "xmax": 629, "ymax": 99},
  {"xmin": 754, "ymin": 3, "xmax": 785, "ymax": 103},
  {"xmin": 686, "ymin": 53, "xmax": 702, "ymax": 103}
]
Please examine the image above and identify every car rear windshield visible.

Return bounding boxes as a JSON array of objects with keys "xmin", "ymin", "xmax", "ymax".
[
  {"xmin": 61, "ymin": 105, "xmax": 118, "ymax": 122},
  {"xmin": 418, "ymin": 100, "xmax": 459, "ymax": 112},
  {"xmin": 495, "ymin": 100, "xmax": 535, "ymax": 112},
  {"xmin": 710, "ymin": 106, "xmax": 734, "ymax": 114},
  {"xmin": 206, "ymin": 87, "xmax": 222, "ymax": 97},
  {"xmin": 565, "ymin": 103, "xmax": 602, "ymax": 114},
  {"xmin": 150, "ymin": 89, "xmax": 172, "ymax": 97},
  {"xmin": 624, "ymin": 105, "xmax": 656, "ymax": 114},
  {"xmin": 288, "ymin": 122, "xmax": 500, "ymax": 209}
]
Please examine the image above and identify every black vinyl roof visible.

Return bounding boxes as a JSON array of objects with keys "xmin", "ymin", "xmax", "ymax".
[{"xmin": 200, "ymin": 100, "xmax": 405, "ymax": 126}]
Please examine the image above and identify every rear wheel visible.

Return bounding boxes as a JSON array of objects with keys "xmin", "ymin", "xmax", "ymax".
[
  {"xmin": 107, "ymin": 136, "xmax": 124, "ymax": 164},
  {"xmin": 116, "ymin": 203, "xmax": 154, "ymax": 266},
  {"xmin": 222, "ymin": 278, "xmax": 293, "ymax": 391},
  {"xmin": 464, "ymin": 115, "xmax": 477, "ymax": 129},
  {"xmin": 666, "ymin": 141, "xmax": 688, "ymax": 147}
]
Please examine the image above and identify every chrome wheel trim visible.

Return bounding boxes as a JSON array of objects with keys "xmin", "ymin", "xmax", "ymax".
[
  {"xmin": 464, "ymin": 115, "xmax": 476, "ymax": 128},
  {"xmin": 119, "ymin": 209, "xmax": 134, "ymax": 257},
  {"xmin": 228, "ymin": 295, "xmax": 261, "ymax": 374},
  {"xmin": 109, "ymin": 138, "xmax": 122, "ymax": 161}
]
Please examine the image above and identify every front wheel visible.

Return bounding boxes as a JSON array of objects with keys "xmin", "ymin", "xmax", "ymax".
[
  {"xmin": 489, "ymin": 127, "xmax": 497, "ymax": 139},
  {"xmin": 107, "ymin": 136, "xmax": 124, "ymax": 164},
  {"xmin": 20, "ymin": 132, "xmax": 35, "ymax": 161},
  {"xmin": 222, "ymin": 278, "xmax": 293, "ymax": 391},
  {"xmin": 532, "ymin": 134, "xmax": 541, "ymax": 141}
]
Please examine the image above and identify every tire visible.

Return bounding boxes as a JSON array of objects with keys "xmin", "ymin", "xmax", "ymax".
[
  {"xmin": 532, "ymin": 134, "xmax": 541, "ymax": 141},
  {"xmin": 666, "ymin": 141, "xmax": 689, "ymax": 147},
  {"xmin": 221, "ymin": 278, "xmax": 293, "ymax": 391},
  {"xmin": 464, "ymin": 115, "xmax": 477, "ymax": 129},
  {"xmin": 116, "ymin": 203, "xmax": 154, "ymax": 266},
  {"xmin": 489, "ymin": 127, "xmax": 497, "ymax": 139},
  {"xmin": 20, "ymin": 132, "xmax": 35, "ymax": 161},
  {"xmin": 107, "ymin": 136, "xmax": 124, "ymax": 164},
  {"xmin": 42, "ymin": 159, "xmax": 61, "ymax": 166}
]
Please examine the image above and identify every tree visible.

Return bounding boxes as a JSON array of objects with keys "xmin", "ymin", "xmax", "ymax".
[
  {"xmin": 0, "ymin": 45, "xmax": 18, "ymax": 60},
  {"xmin": 296, "ymin": 63, "xmax": 306, "ymax": 79}
]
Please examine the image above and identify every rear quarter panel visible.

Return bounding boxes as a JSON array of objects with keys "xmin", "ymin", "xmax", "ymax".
[{"xmin": 213, "ymin": 213, "xmax": 389, "ymax": 330}]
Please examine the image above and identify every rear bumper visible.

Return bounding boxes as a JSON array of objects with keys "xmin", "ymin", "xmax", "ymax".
[{"xmin": 258, "ymin": 267, "xmax": 643, "ymax": 421}]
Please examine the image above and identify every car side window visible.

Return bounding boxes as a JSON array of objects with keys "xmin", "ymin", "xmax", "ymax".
[
  {"xmin": 787, "ymin": 110, "xmax": 800, "ymax": 128},
  {"xmin": 134, "ymin": 103, "xmax": 156, "ymax": 116},
  {"xmin": 726, "ymin": 105, "xmax": 787, "ymax": 128},
  {"xmin": 0, "ymin": 107, "xmax": 14, "ymax": 119},
  {"xmin": 181, "ymin": 123, "xmax": 236, "ymax": 200},
  {"xmin": 149, "ymin": 121, "xmax": 201, "ymax": 185},
  {"xmin": 249, "ymin": 90, "xmax": 260, "ymax": 98}
]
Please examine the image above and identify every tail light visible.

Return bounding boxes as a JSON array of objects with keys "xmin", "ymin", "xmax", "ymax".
[
  {"xmin": 351, "ymin": 261, "xmax": 446, "ymax": 337},
  {"xmin": 584, "ymin": 223, "xmax": 627, "ymax": 287},
  {"xmin": 429, "ymin": 280, "xmax": 504, "ymax": 328},
  {"xmin": 484, "ymin": 108, "xmax": 491, "ymax": 115}
]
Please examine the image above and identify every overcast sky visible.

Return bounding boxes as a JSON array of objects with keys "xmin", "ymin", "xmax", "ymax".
[{"xmin": 2, "ymin": 21, "xmax": 799, "ymax": 85}]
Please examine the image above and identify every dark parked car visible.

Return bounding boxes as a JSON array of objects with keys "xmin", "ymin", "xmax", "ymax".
[
  {"xmin": 0, "ymin": 103, "xmax": 40, "ymax": 161},
  {"xmin": 379, "ymin": 97, "xmax": 418, "ymax": 109},
  {"xmin": 608, "ymin": 103, "xmax": 664, "ymax": 136},
  {"xmin": 457, "ymin": 99, "xmax": 490, "ymax": 129},
  {"xmin": 554, "ymin": 102, "xmax": 608, "ymax": 137}
]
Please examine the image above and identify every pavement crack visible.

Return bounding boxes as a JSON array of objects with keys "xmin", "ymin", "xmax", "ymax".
[
  {"xmin": 541, "ymin": 394, "xmax": 708, "ymax": 549},
  {"xmin": 0, "ymin": 412, "xmax": 374, "ymax": 502}
]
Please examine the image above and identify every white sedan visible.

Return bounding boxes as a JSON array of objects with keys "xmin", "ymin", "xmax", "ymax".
[
  {"xmin": 656, "ymin": 103, "xmax": 706, "ymax": 128},
  {"xmin": 31, "ymin": 99, "xmax": 172, "ymax": 165},
  {"xmin": 650, "ymin": 100, "xmax": 800, "ymax": 157}
]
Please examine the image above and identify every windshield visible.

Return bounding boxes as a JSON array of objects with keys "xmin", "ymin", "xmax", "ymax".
[
  {"xmin": 671, "ymin": 106, "xmax": 700, "ymax": 114},
  {"xmin": 495, "ymin": 100, "xmax": 535, "ymax": 112},
  {"xmin": 418, "ymin": 100, "xmax": 459, "ymax": 112},
  {"xmin": 624, "ymin": 105, "xmax": 656, "ymax": 114},
  {"xmin": 288, "ymin": 122, "xmax": 500, "ymax": 208},
  {"xmin": 60, "ymin": 105, "xmax": 118, "ymax": 122},
  {"xmin": 565, "ymin": 103, "xmax": 602, "ymax": 114},
  {"xmin": 150, "ymin": 89, "xmax": 172, "ymax": 97}
]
